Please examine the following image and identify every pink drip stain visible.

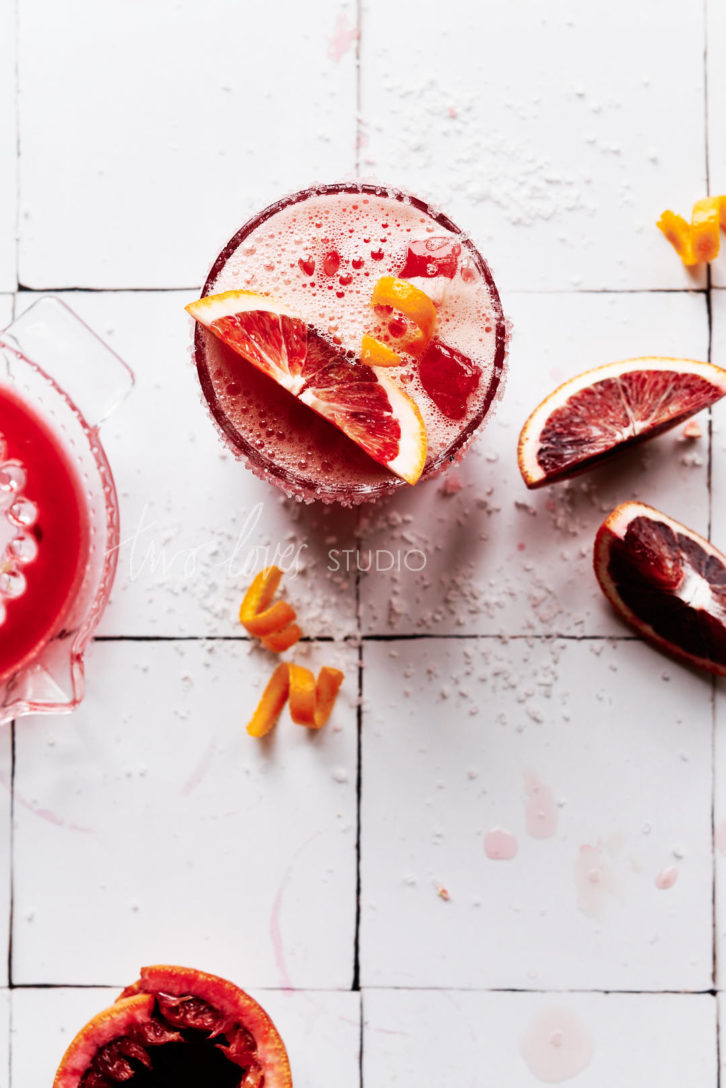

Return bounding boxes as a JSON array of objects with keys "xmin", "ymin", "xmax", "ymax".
[
  {"xmin": 269, "ymin": 832, "xmax": 322, "ymax": 990},
  {"xmin": 484, "ymin": 827, "xmax": 518, "ymax": 860},
  {"xmin": 0, "ymin": 770, "xmax": 91, "ymax": 833},
  {"xmin": 525, "ymin": 772, "xmax": 558, "ymax": 839},
  {"xmin": 181, "ymin": 739, "xmax": 217, "ymax": 797},
  {"xmin": 655, "ymin": 866, "xmax": 678, "ymax": 890},
  {"xmin": 328, "ymin": 12, "xmax": 359, "ymax": 62},
  {"xmin": 574, "ymin": 844, "xmax": 616, "ymax": 918},
  {"xmin": 270, "ymin": 877, "xmax": 295, "ymax": 991},
  {"xmin": 521, "ymin": 1006, "xmax": 594, "ymax": 1084},
  {"xmin": 716, "ymin": 820, "xmax": 726, "ymax": 856}
]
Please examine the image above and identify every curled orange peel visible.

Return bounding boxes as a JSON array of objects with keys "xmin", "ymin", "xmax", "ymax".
[
  {"xmin": 247, "ymin": 662, "xmax": 345, "ymax": 737},
  {"xmin": 239, "ymin": 566, "xmax": 301, "ymax": 652},
  {"xmin": 361, "ymin": 334, "xmax": 402, "ymax": 368},
  {"xmin": 370, "ymin": 276, "xmax": 437, "ymax": 353},
  {"xmin": 657, "ymin": 196, "xmax": 726, "ymax": 266}
]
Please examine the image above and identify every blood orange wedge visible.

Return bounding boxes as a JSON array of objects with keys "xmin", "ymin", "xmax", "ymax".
[
  {"xmin": 186, "ymin": 290, "xmax": 427, "ymax": 485},
  {"xmin": 54, "ymin": 964, "xmax": 292, "ymax": 1088},
  {"xmin": 518, "ymin": 357, "xmax": 726, "ymax": 489},
  {"xmin": 594, "ymin": 502, "xmax": 726, "ymax": 676}
]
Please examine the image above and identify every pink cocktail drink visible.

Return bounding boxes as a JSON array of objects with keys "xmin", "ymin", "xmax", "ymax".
[
  {"xmin": 194, "ymin": 183, "xmax": 507, "ymax": 503},
  {"xmin": 0, "ymin": 384, "xmax": 90, "ymax": 681}
]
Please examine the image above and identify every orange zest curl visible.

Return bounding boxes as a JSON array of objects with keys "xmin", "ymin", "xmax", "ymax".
[
  {"xmin": 370, "ymin": 276, "xmax": 437, "ymax": 353},
  {"xmin": 247, "ymin": 662, "xmax": 345, "ymax": 737},
  {"xmin": 361, "ymin": 334, "xmax": 402, "ymax": 368},
  {"xmin": 657, "ymin": 196, "xmax": 726, "ymax": 266},
  {"xmin": 239, "ymin": 566, "xmax": 302, "ymax": 652}
]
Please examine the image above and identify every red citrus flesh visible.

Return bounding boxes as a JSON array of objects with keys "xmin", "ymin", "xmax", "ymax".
[
  {"xmin": 54, "ymin": 965, "xmax": 292, "ymax": 1088},
  {"xmin": 594, "ymin": 502, "xmax": 726, "ymax": 676},
  {"xmin": 518, "ymin": 358, "xmax": 726, "ymax": 488},
  {"xmin": 418, "ymin": 339, "xmax": 482, "ymax": 420}
]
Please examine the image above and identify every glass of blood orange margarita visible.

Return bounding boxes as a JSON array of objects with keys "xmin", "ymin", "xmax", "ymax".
[
  {"xmin": 192, "ymin": 183, "xmax": 507, "ymax": 504},
  {"xmin": 0, "ymin": 298, "xmax": 133, "ymax": 722}
]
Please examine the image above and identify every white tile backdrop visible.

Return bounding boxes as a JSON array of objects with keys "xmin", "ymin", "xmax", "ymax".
[{"xmin": 2, "ymin": 0, "xmax": 726, "ymax": 1085}]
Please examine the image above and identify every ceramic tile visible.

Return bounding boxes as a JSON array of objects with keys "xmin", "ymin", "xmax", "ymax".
[
  {"xmin": 11, "ymin": 986, "xmax": 360, "ymax": 1088},
  {"xmin": 360, "ymin": 637, "xmax": 713, "ymax": 990},
  {"xmin": 0, "ymin": 0, "xmax": 16, "ymax": 292},
  {"xmin": 709, "ymin": 289, "xmax": 726, "ymax": 553},
  {"xmin": 359, "ymin": 290, "xmax": 710, "ymax": 636},
  {"xmin": 363, "ymin": 990, "xmax": 717, "ymax": 1087},
  {"xmin": 707, "ymin": 1, "xmax": 726, "ymax": 288},
  {"xmin": 18, "ymin": 0, "xmax": 357, "ymax": 287},
  {"xmin": 15, "ymin": 290, "xmax": 358, "ymax": 638},
  {"xmin": 0, "ymin": 297, "xmax": 12, "ymax": 330},
  {"xmin": 360, "ymin": 0, "xmax": 706, "ymax": 292},
  {"xmin": 0, "ymin": 730, "xmax": 11, "ymax": 990},
  {"xmin": 12, "ymin": 639, "xmax": 358, "ymax": 987}
]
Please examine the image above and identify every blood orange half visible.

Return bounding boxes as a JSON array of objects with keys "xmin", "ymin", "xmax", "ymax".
[
  {"xmin": 518, "ymin": 357, "xmax": 726, "ymax": 489},
  {"xmin": 186, "ymin": 290, "xmax": 427, "ymax": 485},
  {"xmin": 594, "ymin": 501, "xmax": 726, "ymax": 676},
  {"xmin": 54, "ymin": 964, "xmax": 292, "ymax": 1088}
]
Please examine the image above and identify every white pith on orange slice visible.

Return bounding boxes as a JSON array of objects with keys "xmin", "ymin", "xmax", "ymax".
[
  {"xmin": 518, "ymin": 356, "xmax": 726, "ymax": 489},
  {"xmin": 187, "ymin": 290, "xmax": 427, "ymax": 485},
  {"xmin": 594, "ymin": 501, "xmax": 726, "ymax": 677}
]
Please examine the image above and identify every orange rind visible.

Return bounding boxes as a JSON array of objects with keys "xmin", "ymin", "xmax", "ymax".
[
  {"xmin": 657, "ymin": 196, "xmax": 726, "ymax": 266},
  {"xmin": 247, "ymin": 662, "xmax": 345, "ymax": 737},
  {"xmin": 361, "ymin": 334, "xmax": 402, "ymax": 368},
  {"xmin": 239, "ymin": 566, "xmax": 301, "ymax": 652},
  {"xmin": 371, "ymin": 276, "xmax": 437, "ymax": 353}
]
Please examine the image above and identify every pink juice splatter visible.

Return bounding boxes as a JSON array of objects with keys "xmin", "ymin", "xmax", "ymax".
[
  {"xmin": 328, "ymin": 12, "xmax": 359, "ymax": 62},
  {"xmin": 655, "ymin": 866, "xmax": 678, "ymax": 890},
  {"xmin": 716, "ymin": 820, "xmax": 726, "ymax": 856},
  {"xmin": 574, "ymin": 844, "xmax": 617, "ymax": 918},
  {"xmin": 521, "ymin": 1006, "xmax": 594, "ymax": 1084},
  {"xmin": 525, "ymin": 772, "xmax": 558, "ymax": 839},
  {"xmin": 484, "ymin": 827, "xmax": 518, "ymax": 860}
]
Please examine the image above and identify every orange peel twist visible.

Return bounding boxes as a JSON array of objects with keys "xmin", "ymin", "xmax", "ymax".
[
  {"xmin": 657, "ymin": 196, "xmax": 726, "ymax": 266},
  {"xmin": 239, "ymin": 566, "xmax": 302, "ymax": 652},
  {"xmin": 361, "ymin": 333, "xmax": 402, "ymax": 368},
  {"xmin": 247, "ymin": 662, "xmax": 345, "ymax": 737},
  {"xmin": 370, "ymin": 276, "xmax": 437, "ymax": 354}
]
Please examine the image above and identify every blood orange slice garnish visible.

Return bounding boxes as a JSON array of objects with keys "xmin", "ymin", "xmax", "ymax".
[
  {"xmin": 54, "ymin": 964, "xmax": 292, "ymax": 1088},
  {"xmin": 187, "ymin": 290, "xmax": 427, "ymax": 485},
  {"xmin": 518, "ymin": 357, "xmax": 726, "ymax": 489},
  {"xmin": 594, "ymin": 502, "xmax": 726, "ymax": 677}
]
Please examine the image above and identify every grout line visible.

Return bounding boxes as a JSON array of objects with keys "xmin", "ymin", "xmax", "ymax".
[
  {"xmin": 13, "ymin": 0, "xmax": 20, "ymax": 294},
  {"xmin": 15, "ymin": 284, "xmax": 199, "ymax": 294},
  {"xmin": 4, "ymin": 981, "xmax": 722, "ymax": 995},
  {"xmin": 704, "ymin": 0, "xmax": 721, "ymax": 1076},
  {"xmin": 11, "ymin": 284, "xmax": 714, "ymax": 297},
  {"xmin": 92, "ymin": 632, "xmax": 641, "ymax": 644},
  {"xmin": 354, "ymin": 0, "xmax": 362, "ymax": 179},
  {"xmin": 7, "ymin": 722, "xmax": 15, "ymax": 992},
  {"xmin": 352, "ymin": 507, "xmax": 363, "ymax": 993},
  {"xmin": 358, "ymin": 988, "xmax": 364, "ymax": 1088},
  {"xmin": 505, "ymin": 287, "xmax": 709, "ymax": 296}
]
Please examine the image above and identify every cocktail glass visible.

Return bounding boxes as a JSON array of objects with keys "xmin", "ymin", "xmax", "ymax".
[{"xmin": 193, "ymin": 182, "xmax": 507, "ymax": 504}]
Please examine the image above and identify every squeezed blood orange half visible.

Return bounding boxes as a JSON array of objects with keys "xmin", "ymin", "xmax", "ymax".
[
  {"xmin": 53, "ymin": 965, "xmax": 292, "ymax": 1088},
  {"xmin": 518, "ymin": 357, "xmax": 726, "ymax": 489},
  {"xmin": 594, "ymin": 502, "xmax": 726, "ymax": 676},
  {"xmin": 191, "ymin": 182, "xmax": 507, "ymax": 504}
]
